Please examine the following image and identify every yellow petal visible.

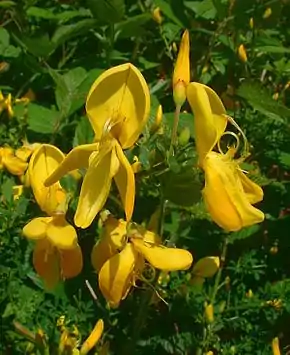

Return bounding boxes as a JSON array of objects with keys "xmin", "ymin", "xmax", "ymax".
[
  {"xmin": 3, "ymin": 155, "xmax": 28, "ymax": 176},
  {"xmin": 114, "ymin": 142, "xmax": 135, "ymax": 221},
  {"xmin": 91, "ymin": 217, "xmax": 127, "ymax": 272},
  {"xmin": 237, "ymin": 169, "xmax": 264, "ymax": 204},
  {"xmin": 74, "ymin": 142, "xmax": 117, "ymax": 228},
  {"xmin": 86, "ymin": 63, "xmax": 150, "ymax": 149},
  {"xmin": 173, "ymin": 30, "xmax": 190, "ymax": 106},
  {"xmin": 186, "ymin": 82, "xmax": 227, "ymax": 165},
  {"xmin": 23, "ymin": 217, "xmax": 51, "ymax": 240},
  {"xmin": 44, "ymin": 143, "xmax": 99, "ymax": 187},
  {"xmin": 33, "ymin": 239, "xmax": 60, "ymax": 289},
  {"xmin": 29, "ymin": 144, "xmax": 66, "ymax": 215},
  {"xmin": 15, "ymin": 146, "xmax": 34, "ymax": 162},
  {"xmin": 131, "ymin": 238, "xmax": 193, "ymax": 271},
  {"xmin": 192, "ymin": 256, "xmax": 220, "ymax": 278},
  {"xmin": 46, "ymin": 216, "xmax": 78, "ymax": 249},
  {"xmin": 203, "ymin": 152, "xmax": 264, "ymax": 231},
  {"xmin": 80, "ymin": 319, "xmax": 104, "ymax": 355},
  {"xmin": 59, "ymin": 244, "xmax": 83, "ymax": 279},
  {"xmin": 99, "ymin": 243, "xmax": 137, "ymax": 308}
]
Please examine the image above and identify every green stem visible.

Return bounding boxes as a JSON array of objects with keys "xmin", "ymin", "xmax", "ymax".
[
  {"xmin": 169, "ymin": 104, "xmax": 181, "ymax": 156},
  {"xmin": 210, "ymin": 236, "xmax": 228, "ymax": 303},
  {"xmin": 122, "ymin": 194, "xmax": 166, "ymax": 355}
]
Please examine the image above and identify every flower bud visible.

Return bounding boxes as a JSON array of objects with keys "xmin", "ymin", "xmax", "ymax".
[
  {"xmin": 150, "ymin": 104, "xmax": 163, "ymax": 134},
  {"xmin": 173, "ymin": 30, "xmax": 190, "ymax": 107},
  {"xmin": 249, "ymin": 17, "xmax": 254, "ymax": 29},
  {"xmin": 204, "ymin": 303, "xmax": 214, "ymax": 324},
  {"xmin": 178, "ymin": 126, "xmax": 191, "ymax": 146},
  {"xmin": 271, "ymin": 337, "xmax": 281, "ymax": 355},
  {"xmin": 238, "ymin": 44, "xmax": 247, "ymax": 63},
  {"xmin": 152, "ymin": 7, "xmax": 163, "ymax": 25},
  {"xmin": 263, "ymin": 7, "xmax": 272, "ymax": 19}
]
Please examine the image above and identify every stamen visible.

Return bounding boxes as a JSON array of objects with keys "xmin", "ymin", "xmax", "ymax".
[
  {"xmin": 226, "ymin": 114, "xmax": 250, "ymax": 158},
  {"xmin": 217, "ymin": 131, "xmax": 240, "ymax": 155}
]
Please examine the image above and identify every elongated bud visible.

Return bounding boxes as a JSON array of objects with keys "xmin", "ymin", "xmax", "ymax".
[
  {"xmin": 173, "ymin": 30, "xmax": 190, "ymax": 107},
  {"xmin": 152, "ymin": 7, "xmax": 163, "ymax": 25},
  {"xmin": 249, "ymin": 17, "xmax": 254, "ymax": 29},
  {"xmin": 178, "ymin": 126, "xmax": 190, "ymax": 146},
  {"xmin": 204, "ymin": 303, "xmax": 214, "ymax": 324},
  {"xmin": 206, "ymin": 352, "xmax": 214, "ymax": 355},
  {"xmin": 80, "ymin": 319, "xmax": 104, "ymax": 355},
  {"xmin": 263, "ymin": 7, "xmax": 272, "ymax": 19},
  {"xmin": 150, "ymin": 104, "xmax": 163, "ymax": 134},
  {"xmin": 246, "ymin": 289, "xmax": 253, "ymax": 298},
  {"xmin": 271, "ymin": 337, "xmax": 281, "ymax": 355},
  {"xmin": 192, "ymin": 256, "xmax": 220, "ymax": 278},
  {"xmin": 238, "ymin": 44, "xmax": 247, "ymax": 63}
]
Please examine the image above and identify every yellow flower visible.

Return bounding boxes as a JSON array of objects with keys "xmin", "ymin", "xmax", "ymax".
[
  {"xmin": 23, "ymin": 214, "xmax": 83, "ymax": 289},
  {"xmin": 29, "ymin": 144, "xmax": 67, "ymax": 216},
  {"xmin": 238, "ymin": 44, "xmax": 248, "ymax": 63},
  {"xmin": 80, "ymin": 319, "xmax": 104, "ymax": 355},
  {"xmin": 173, "ymin": 30, "xmax": 190, "ymax": 106},
  {"xmin": 271, "ymin": 337, "xmax": 281, "ymax": 355},
  {"xmin": 187, "ymin": 82, "xmax": 264, "ymax": 231},
  {"xmin": 0, "ymin": 146, "xmax": 28, "ymax": 176},
  {"xmin": 91, "ymin": 216, "xmax": 193, "ymax": 308},
  {"xmin": 44, "ymin": 63, "xmax": 150, "ymax": 228}
]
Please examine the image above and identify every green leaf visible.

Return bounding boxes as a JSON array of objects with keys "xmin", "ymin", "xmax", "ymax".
[
  {"xmin": 49, "ymin": 67, "xmax": 103, "ymax": 118},
  {"xmin": 115, "ymin": 14, "xmax": 152, "ymax": 39},
  {"xmin": 278, "ymin": 152, "xmax": 290, "ymax": 169},
  {"xmin": 21, "ymin": 34, "xmax": 55, "ymax": 58},
  {"xmin": 87, "ymin": 0, "xmax": 125, "ymax": 24},
  {"xmin": 228, "ymin": 225, "xmax": 261, "ymax": 244},
  {"xmin": 256, "ymin": 46, "xmax": 290, "ymax": 54},
  {"xmin": 161, "ymin": 167, "xmax": 202, "ymax": 206},
  {"xmin": 237, "ymin": 80, "xmax": 290, "ymax": 121},
  {"xmin": 0, "ymin": 27, "xmax": 20, "ymax": 58},
  {"xmin": 1, "ymin": 178, "xmax": 14, "ymax": 203},
  {"xmin": 164, "ymin": 112, "xmax": 194, "ymax": 137},
  {"xmin": 26, "ymin": 6, "xmax": 56, "ymax": 20},
  {"xmin": 73, "ymin": 117, "xmax": 94, "ymax": 147},
  {"xmin": 51, "ymin": 19, "xmax": 98, "ymax": 46},
  {"xmin": 185, "ymin": 0, "xmax": 217, "ymax": 19},
  {"xmin": 27, "ymin": 103, "xmax": 60, "ymax": 134},
  {"xmin": 0, "ymin": 1, "xmax": 16, "ymax": 8}
]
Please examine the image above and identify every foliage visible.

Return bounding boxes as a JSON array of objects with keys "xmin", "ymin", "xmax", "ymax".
[{"xmin": 1, "ymin": 0, "xmax": 290, "ymax": 354}]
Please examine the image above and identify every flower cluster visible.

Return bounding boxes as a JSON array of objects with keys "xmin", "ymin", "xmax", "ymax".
[{"xmin": 13, "ymin": 30, "xmax": 264, "ymax": 317}]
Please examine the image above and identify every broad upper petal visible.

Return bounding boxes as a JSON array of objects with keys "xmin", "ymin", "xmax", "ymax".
[
  {"xmin": 86, "ymin": 63, "xmax": 150, "ymax": 149},
  {"xmin": 22, "ymin": 217, "xmax": 51, "ymax": 240}
]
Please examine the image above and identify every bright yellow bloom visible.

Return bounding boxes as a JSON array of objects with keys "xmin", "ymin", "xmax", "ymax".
[
  {"xmin": 271, "ymin": 337, "xmax": 281, "ymax": 355},
  {"xmin": 80, "ymin": 319, "xmax": 104, "ymax": 355},
  {"xmin": 203, "ymin": 151, "xmax": 264, "ymax": 231},
  {"xmin": 44, "ymin": 63, "xmax": 150, "ymax": 228},
  {"xmin": 187, "ymin": 82, "xmax": 264, "ymax": 231},
  {"xmin": 0, "ymin": 146, "xmax": 28, "ymax": 176},
  {"xmin": 29, "ymin": 144, "xmax": 67, "ymax": 216},
  {"xmin": 238, "ymin": 44, "xmax": 248, "ymax": 63},
  {"xmin": 23, "ymin": 214, "xmax": 83, "ymax": 289},
  {"xmin": 91, "ymin": 216, "xmax": 193, "ymax": 308},
  {"xmin": 173, "ymin": 30, "xmax": 190, "ymax": 106}
]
